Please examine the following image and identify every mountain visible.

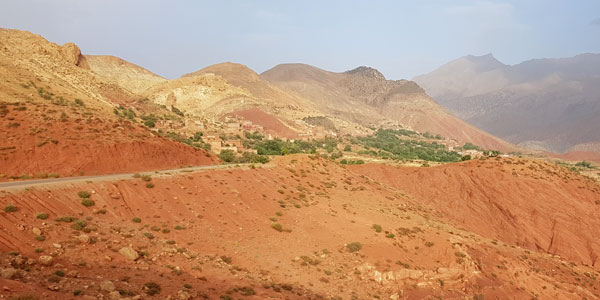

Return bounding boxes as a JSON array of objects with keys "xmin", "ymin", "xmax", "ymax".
[
  {"xmin": 414, "ymin": 53, "xmax": 600, "ymax": 154},
  {"xmin": 0, "ymin": 28, "xmax": 216, "ymax": 177},
  {"xmin": 262, "ymin": 63, "xmax": 517, "ymax": 152}
]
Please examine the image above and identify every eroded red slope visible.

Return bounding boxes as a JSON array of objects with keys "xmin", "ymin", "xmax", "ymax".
[
  {"xmin": 0, "ymin": 101, "xmax": 217, "ymax": 178},
  {"xmin": 350, "ymin": 158, "xmax": 600, "ymax": 267}
]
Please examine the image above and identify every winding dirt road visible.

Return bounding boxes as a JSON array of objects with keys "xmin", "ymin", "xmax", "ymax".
[{"xmin": 0, "ymin": 163, "xmax": 265, "ymax": 192}]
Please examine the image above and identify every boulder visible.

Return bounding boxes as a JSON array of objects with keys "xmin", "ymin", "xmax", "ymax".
[
  {"xmin": 78, "ymin": 234, "xmax": 90, "ymax": 243},
  {"xmin": 100, "ymin": 280, "xmax": 116, "ymax": 292},
  {"xmin": 32, "ymin": 227, "xmax": 42, "ymax": 235},
  {"xmin": 0, "ymin": 268, "xmax": 17, "ymax": 279},
  {"xmin": 38, "ymin": 255, "xmax": 54, "ymax": 266},
  {"xmin": 118, "ymin": 247, "xmax": 139, "ymax": 261},
  {"xmin": 108, "ymin": 290, "xmax": 121, "ymax": 300}
]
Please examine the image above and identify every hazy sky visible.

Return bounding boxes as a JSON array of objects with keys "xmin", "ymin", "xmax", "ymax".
[{"xmin": 1, "ymin": 0, "xmax": 599, "ymax": 79}]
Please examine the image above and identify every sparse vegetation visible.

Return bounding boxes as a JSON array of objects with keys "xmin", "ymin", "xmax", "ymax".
[
  {"xmin": 71, "ymin": 220, "xmax": 87, "ymax": 230},
  {"xmin": 372, "ymin": 224, "xmax": 382, "ymax": 233},
  {"xmin": 575, "ymin": 161, "xmax": 592, "ymax": 168},
  {"xmin": 80, "ymin": 198, "xmax": 95, "ymax": 207},
  {"xmin": 4, "ymin": 204, "xmax": 17, "ymax": 213},
  {"xmin": 56, "ymin": 216, "xmax": 78, "ymax": 223},
  {"xmin": 346, "ymin": 242, "xmax": 362, "ymax": 252},
  {"xmin": 77, "ymin": 191, "xmax": 91, "ymax": 198},
  {"xmin": 132, "ymin": 217, "xmax": 142, "ymax": 223},
  {"xmin": 218, "ymin": 149, "xmax": 269, "ymax": 164},
  {"xmin": 271, "ymin": 222, "xmax": 283, "ymax": 232},
  {"xmin": 353, "ymin": 129, "xmax": 461, "ymax": 162}
]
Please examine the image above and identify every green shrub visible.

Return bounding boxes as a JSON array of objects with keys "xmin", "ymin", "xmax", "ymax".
[
  {"xmin": 372, "ymin": 224, "xmax": 382, "ymax": 233},
  {"xmin": 575, "ymin": 161, "xmax": 592, "ymax": 168},
  {"xmin": 271, "ymin": 223, "xmax": 283, "ymax": 232},
  {"xmin": 54, "ymin": 270, "xmax": 65, "ymax": 277},
  {"xmin": 77, "ymin": 191, "xmax": 90, "ymax": 198},
  {"xmin": 36, "ymin": 213, "xmax": 48, "ymax": 220},
  {"xmin": 346, "ymin": 242, "xmax": 362, "ymax": 253},
  {"xmin": 4, "ymin": 204, "xmax": 17, "ymax": 213},
  {"xmin": 386, "ymin": 233, "xmax": 395, "ymax": 238},
  {"xmin": 56, "ymin": 216, "xmax": 77, "ymax": 222},
  {"xmin": 141, "ymin": 175, "xmax": 152, "ymax": 182},
  {"xmin": 239, "ymin": 286, "xmax": 256, "ymax": 296},
  {"xmin": 34, "ymin": 235, "xmax": 45, "ymax": 241},
  {"xmin": 218, "ymin": 150, "xmax": 236, "ymax": 163},
  {"xmin": 143, "ymin": 119, "xmax": 155, "ymax": 128},
  {"xmin": 183, "ymin": 283, "xmax": 192, "ymax": 289},
  {"xmin": 143, "ymin": 232, "xmax": 154, "ymax": 239},
  {"xmin": 132, "ymin": 217, "xmax": 141, "ymax": 223},
  {"xmin": 146, "ymin": 183, "xmax": 155, "ymax": 188},
  {"xmin": 74, "ymin": 289, "xmax": 83, "ymax": 296},
  {"xmin": 81, "ymin": 199, "xmax": 94, "ymax": 207},
  {"xmin": 174, "ymin": 225, "xmax": 185, "ymax": 230},
  {"xmin": 71, "ymin": 220, "xmax": 87, "ymax": 230}
]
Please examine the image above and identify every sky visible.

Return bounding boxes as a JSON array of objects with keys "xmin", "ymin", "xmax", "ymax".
[{"xmin": 1, "ymin": 0, "xmax": 599, "ymax": 80}]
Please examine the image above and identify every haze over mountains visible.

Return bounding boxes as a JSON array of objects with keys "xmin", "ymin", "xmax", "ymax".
[{"xmin": 414, "ymin": 53, "xmax": 600, "ymax": 154}]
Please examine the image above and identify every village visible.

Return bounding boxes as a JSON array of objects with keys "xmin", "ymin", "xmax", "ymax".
[{"xmin": 150, "ymin": 114, "xmax": 340, "ymax": 154}]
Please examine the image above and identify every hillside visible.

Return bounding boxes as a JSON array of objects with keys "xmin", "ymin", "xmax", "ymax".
[
  {"xmin": 85, "ymin": 55, "xmax": 167, "ymax": 94},
  {"xmin": 414, "ymin": 53, "xmax": 600, "ymax": 154},
  {"xmin": 1, "ymin": 155, "xmax": 599, "ymax": 299},
  {"xmin": 0, "ymin": 28, "xmax": 216, "ymax": 178},
  {"xmin": 262, "ymin": 64, "xmax": 518, "ymax": 152}
]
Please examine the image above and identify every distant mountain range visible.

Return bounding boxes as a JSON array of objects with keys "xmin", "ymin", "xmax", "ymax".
[{"xmin": 414, "ymin": 53, "xmax": 600, "ymax": 154}]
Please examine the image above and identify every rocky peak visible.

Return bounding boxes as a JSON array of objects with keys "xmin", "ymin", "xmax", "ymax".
[
  {"xmin": 344, "ymin": 66, "xmax": 386, "ymax": 80},
  {"xmin": 61, "ymin": 42, "xmax": 89, "ymax": 69}
]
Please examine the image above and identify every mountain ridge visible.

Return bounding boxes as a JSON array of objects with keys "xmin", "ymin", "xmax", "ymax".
[{"xmin": 414, "ymin": 53, "xmax": 600, "ymax": 153}]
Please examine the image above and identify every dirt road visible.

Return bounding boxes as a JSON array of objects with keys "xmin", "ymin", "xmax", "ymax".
[{"xmin": 0, "ymin": 163, "xmax": 265, "ymax": 192}]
